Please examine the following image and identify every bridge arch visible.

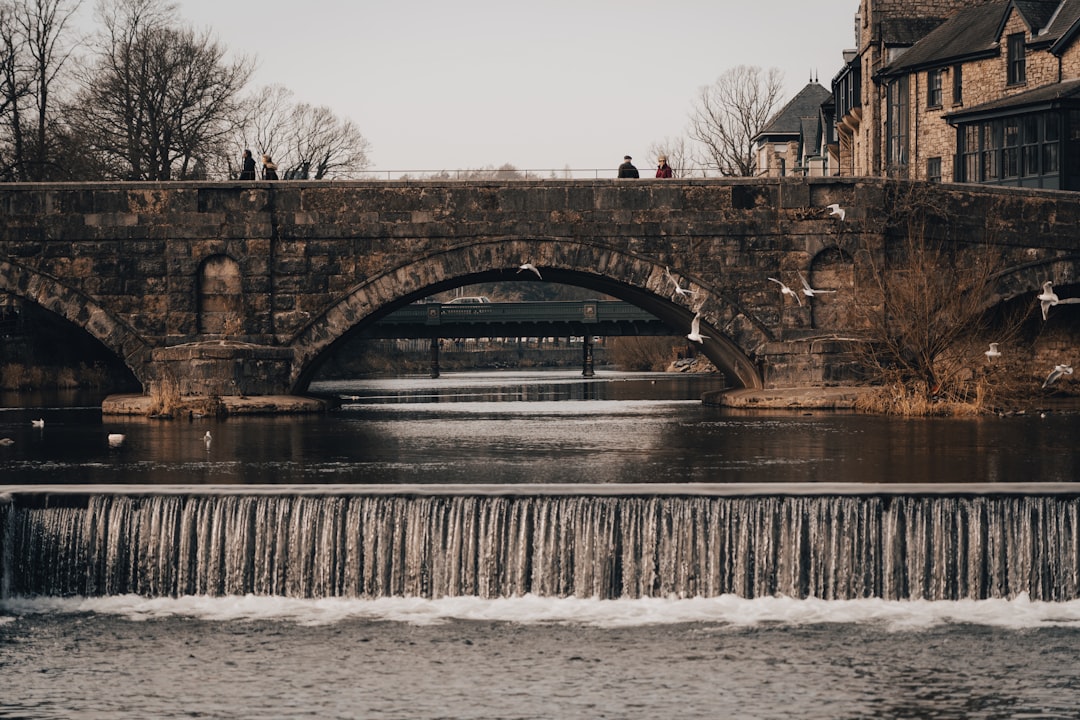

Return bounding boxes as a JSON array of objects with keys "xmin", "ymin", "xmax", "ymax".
[
  {"xmin": 287, "ymin": 239, "xmax": 772, "ymax": 391},
  {"xmin": 0, "ymin": 261, "xmax": 152, "ymax": 387}
]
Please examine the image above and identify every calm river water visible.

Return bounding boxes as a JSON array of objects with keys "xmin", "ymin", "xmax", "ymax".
[{"xmin": 3, "ymin": 370, "xmax": 1080, "ymax": 718}]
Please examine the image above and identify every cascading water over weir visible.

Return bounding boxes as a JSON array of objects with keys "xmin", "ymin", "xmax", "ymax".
[{"xmin": 2, "ymin": 484, "xmax": 1079, "ymax": 602}]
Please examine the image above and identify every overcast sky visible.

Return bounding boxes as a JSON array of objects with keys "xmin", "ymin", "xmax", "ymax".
[{"xmin": 94, "ymin": 1, "xmax": 860, "ymax": 174}]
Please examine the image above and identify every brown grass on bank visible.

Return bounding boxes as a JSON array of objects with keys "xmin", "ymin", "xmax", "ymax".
[
  {"xmin": 610, "ymin": 336, "xmax": 681, "ymax": 371},
  {"xmin": 146, "ymin": 373, "xmax": 182, "ymax": 417}
]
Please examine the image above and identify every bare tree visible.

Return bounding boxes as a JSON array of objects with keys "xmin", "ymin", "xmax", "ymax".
[
  {"xmin": 0, "ymin": 0, "xmax": 80, "ymax": 180},
  {"xmin": 689, "ymin": 65, "xmax": 784, "ymax": 177},
  {"xmin": 852, "ymin": 183, "xmax": 1029, "ymax": 412},
  {"xmin": 68, "ymin": 0, "xmax": 251, "ymax": 180}
]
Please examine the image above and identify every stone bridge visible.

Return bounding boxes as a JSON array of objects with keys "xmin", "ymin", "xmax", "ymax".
[{"xmin": 2, "ymin": 177, "xmax": 1079, "ymax": 402}]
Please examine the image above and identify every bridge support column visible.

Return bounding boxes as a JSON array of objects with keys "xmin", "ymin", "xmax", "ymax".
[
  {"xmin": 429, "ymin": 337, "xmax": 441, "ymax": 378},
  {"xmin": 582, "ymin": 335, "xmax": 595, "ymax": 378}
]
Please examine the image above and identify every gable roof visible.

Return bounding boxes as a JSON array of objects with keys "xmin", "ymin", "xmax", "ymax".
[
  {"xmin": 1010, "ymin": 0, "xmax": 1062, "ymax": 35},
  {"xmin": 880, "ymin": 1, "xmax": 1009, "ymax": 75},
  {"xmin": 1046, "ymin": 0, "xmax": 1080, "ymax": 50},
  {"xmin": 756, "ymin": 83, "xmax": 832, "ymax": 137}
]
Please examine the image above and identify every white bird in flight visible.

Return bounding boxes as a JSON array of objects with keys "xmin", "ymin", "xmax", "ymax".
[
  {"xmin": 984, "ymin": 343, "xmax": 1001, "ymax": 362},
  {"xmin": 826, "ymin": 203, "xmax": 846, "ymax": 221},
  {"xmin": 1043, "ymin": 364, "xmax": 1073, "ymax": 388},
  {"xmin": 1037, "ymin": 281, "xmax": 1080, "ymax": 321},
  {"xmin": 31, "ymin": 418, "xmax": 44, "ymax": 428},
  {"xmin": 107, "ymin": 433, "xmax": 125, "ymax": 448},
  {"xmin": 797, "ymin": 271, "xmax": 835, "ymax": 298},
  {"xmin": 518, "ymin": 263, "xmax": 542, "ymax": 279},
  {"xmin": 665, "ymin": 266, "xmax": 697, "ymax": 298},
  {"xmin": 768, "ymin": 277, "xmax": 803, "ymax": 306},
  {"xmin": 686, "ymin": 312, "xmax": 709, "ymax": 343}
]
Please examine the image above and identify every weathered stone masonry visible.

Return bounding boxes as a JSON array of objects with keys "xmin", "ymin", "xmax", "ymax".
[{"xmin": 1, "ymin": 177, "xmax": 1079, "ymax": 398}]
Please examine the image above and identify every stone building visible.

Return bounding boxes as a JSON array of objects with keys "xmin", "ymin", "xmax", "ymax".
[
  {"xmin": 833, "ymin": 0, "xmax": 1080, "ymax": 189},
  {"xmin": 751, "ymin": 81, "xmax": 834, "ymax": 177}
]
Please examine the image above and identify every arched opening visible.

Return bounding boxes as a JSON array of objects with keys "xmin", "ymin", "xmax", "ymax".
[
  {"xmin": 809, "ymin": 247, "xmax": 855, "ymax": 330},
  {"xmin": 198, "ymin": 255, "xmax": 244, "ymax": 336}
]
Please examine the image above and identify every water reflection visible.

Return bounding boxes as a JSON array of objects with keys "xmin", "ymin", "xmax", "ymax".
[{"xmin": 1, "ymin": 370, "xmax": 1078, "ymax": 486}]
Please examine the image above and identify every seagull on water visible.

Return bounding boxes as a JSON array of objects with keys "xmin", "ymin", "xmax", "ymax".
[
  {"xmin": 31, "ymin": 418, "xmax": 44, "ymax": 428},
  {"xmin": 107, "ymin": 433, "xmax": 125, "ymax": 448},
  {"xmin": 826, "ymin": 203, "xmax": 846, "ymax": 221},
  {"xmin": 768, "ymin": 277, "xmax": 803, "ymax": 306},
  {"xmin": 797, "ymin": 271, "xmax": 835, "ymax": 298},
  {"xmin": 1037, "ymin": 281, "xmax": 1080, "ymax": 321},
  {"xmin": 984, "ymin": 343, "xmax": 1001, "ymax": 362},
  {"xmin": 204, "ymin": 431, "xmax": 212, "ymax": 449},
  {"xmin": 665, "ymin": 266, "xmax": 697, "ymax": 298},
  {"xmin": 518, "ymin": 263, "xmax": 542, "ymax": 279},
  {"xmin": 686, "ymin": 312, "xmax": 709, "ymax": 343},
  {"xmin": 1043, "ymin": 364, "xmax": 1073, "ymax": 388}
]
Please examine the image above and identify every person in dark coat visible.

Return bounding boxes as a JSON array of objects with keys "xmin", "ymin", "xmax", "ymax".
[
  {"xmin": 239, "ymin": 149, "xmax": 256, "ymax": 180},
  {"xmin": 655, "ymin": 155, "xmax": 673, "ymax": 178},
  {"xmin": 261, "ymin": 154, "xmax": 278, "ymax": 180},
  {"xmin": 617, "ymin": 155, "xmax": 639, "ymax": 178}
]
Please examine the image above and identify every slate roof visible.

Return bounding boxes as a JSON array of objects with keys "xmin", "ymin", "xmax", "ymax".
[
  {"xmin": 945, "ymin": 76, "xmax": 1080, "ymax": 121},
  {"xmin": 879, "ymin": 17, "xmax": 950, "ymax": 46},
  {"xmin": 880, "ymin": 1, "xmax": 1010, "ymax": 74},
  {"xmin": 757, "ymin": 83, "xmax": 832, "ymax": 136},
  {"xmin": 1014, "ymin": 0, "xmax": 1061, "ymax": 32},
  {"xmin": 1045, "ymin": 1, "xmax": 1080, "ymax": 48}
]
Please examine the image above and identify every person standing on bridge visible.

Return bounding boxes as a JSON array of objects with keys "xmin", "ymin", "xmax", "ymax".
[
  {"xmin": 261, "ymin": 154, "xmax": 278, "ymax": 180},
  {"xmin": 655, "ymin": 155, "xmax": 673, "ymax": 178},
  {"xmin": 618, "ymin": 155, "xmax": 639, "ymax": 178},
  {"xmin": 239, "ymin": 150, "xmax": 256, "ymax": 180}
]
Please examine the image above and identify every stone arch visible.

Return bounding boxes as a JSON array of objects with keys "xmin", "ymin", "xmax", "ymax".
[
  {"xmin": 198, "ymin": 254, "xmax": 245, "ymax": 335},
  {"xmin": 286, "ymin": 239, "xmax": 774, "ymax": 392},
  {"xmin": 0, "ymin": 261, "xmax": 152, "ymax": 387},
  {"xmin": 808, "ymin": 247, "xmax": 855, "ymax": 330},
  {"xmin": 989, "ymin": 254, "xmax": 1080, "ymax": 308}
]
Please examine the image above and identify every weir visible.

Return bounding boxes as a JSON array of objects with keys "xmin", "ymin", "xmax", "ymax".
[{"xmin": 2, "ymin": 485, "xmax": 1078, "ymax": 602}]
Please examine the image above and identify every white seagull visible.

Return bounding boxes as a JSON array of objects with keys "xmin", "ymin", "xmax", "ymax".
[
  {"xmin": 826, "ymin": 203, "xmax": 846, "ymax": 221},
  {"xmin": 107, "ymin": 433, "xmax": 125, "ymax": 448},
  {"xmin": 665, "ymin": 266, "xmax": 697, "ymax": 298},
  {"xmin": 984, "ymin": 343, "xmax": 1001, "ymax": 362},
  {"xmin": 1037, "ymin": 281, "xmax": 1080, "ymax": 321},
  {"xmin": 768, "ymin": 277, "xmax": 803, "ymax": 306},
  {"xmin": 686, "ymin": 312, "xmax": 709, "ymax": 343},
  {"xmin": 517, "ymin": 263, "xmax": 542, "ymax": 279},
  {"xmin": 204, "ymin": 431, "xmax": 213, "ymax": 448},
  {"xmin": 31, "ymin": 418, "xmax": 44, "ymax": 428},
  {"xmin": 797, "ymin": 271, "xmax": 835, "ymax": 298},
  {"xmin": 0, "ymin": 438, "xmax": 14, "ymax": 446},
  {"xmin": 1043, "ymin": 364, "xmax": 1073, "ymax": 388}
]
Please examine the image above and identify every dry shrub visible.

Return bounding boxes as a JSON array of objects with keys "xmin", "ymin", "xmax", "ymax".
[
  {"xmin": 610, "ymin": 336, "xmax": 680, "ymax": 371},
  {"xmin": 147, "ymin": 373, "xmax": 182, "ymax": 417}
]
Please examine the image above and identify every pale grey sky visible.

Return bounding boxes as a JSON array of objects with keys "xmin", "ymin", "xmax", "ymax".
[{"xmin": 91, "ymin": 0, "xmax": 860, "ymax": 174}]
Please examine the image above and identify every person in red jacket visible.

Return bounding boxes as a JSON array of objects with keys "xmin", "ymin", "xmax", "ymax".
[{"xmin": 655, "ymin": 155, "xmax": 673, "ymax": 178}]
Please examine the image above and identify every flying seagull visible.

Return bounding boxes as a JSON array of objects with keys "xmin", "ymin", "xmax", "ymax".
[
  {"xmin": 768, "ymin": 277, "xmax": 803, "ymax": 306},
  {"xmin": 1043, "ymin": 364, "xmax": 1073, "ymax": 388},
  {"xmin": 686, "ymin": 312, "xmax": 709, "ymax": 343},
  {"xmin": 984, "ymin": 343, "xmax": 1001, "ymax": 362},
  {"xmin": 518, "ymin": 263, "xmax": 542, "ymax": 279},
  {"xmin": 107, "ymin": 433, "xmax": 125, "ymax": 448},
  {"xmin": 31, "ymin": 418, "xmax": 44, "ymax": 428},
  {"xmin": 1037, "ymin": 281, "xmax": 1080, "ymax": 321},
  {"xmin": 797, "ymin": 271, "xmax": 835, "ymax": 298},
  {"xmin": 665, "ymin": 266, "xmax": 697, "ymax": 298},
  {"xmin": 826, "ymin": 203, "xmax": 846, "ymax": 221}
]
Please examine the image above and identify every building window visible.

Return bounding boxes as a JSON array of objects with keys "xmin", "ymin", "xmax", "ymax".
[
  {"xmin": 928, "ymin": 69, "xmax": 942, "ymax": 108},
  {"xmin": 927, "ymin": 157, "xmax": 942, "ymax": 182},
  {"xmin": 957, "ymin": 112, "xmax": 1063, "ymax": 187},
  {"xmin": 1002, "ymin": 118, "xmax": 1020, "ymax": 178},
  {"xmin": 952, "ymin": 65, "xmax": 963, "ymax": 104},
  {"xmin": 1007, "ymin": 33, "xmax": 1026, "ymax": 85},
  {"xmin": 1022, "ymin": 115, "xmax": 1040, "ymax": 176},
  {"xmin": 886, "ymin": 76, "xmax": 909, "ymax": 169}
]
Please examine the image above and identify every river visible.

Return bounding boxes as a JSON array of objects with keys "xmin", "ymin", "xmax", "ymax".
[{"xmin": 2, "ymin": 370, "xmax": 1080, "ymax": 718}]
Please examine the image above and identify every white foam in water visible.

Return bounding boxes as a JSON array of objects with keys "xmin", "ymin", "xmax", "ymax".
[{"xmin": 3, "ymin": 594, "xmax": 1080, "ymax": 630}]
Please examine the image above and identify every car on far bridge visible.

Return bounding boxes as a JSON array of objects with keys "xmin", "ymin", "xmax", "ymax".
[{"xmin": 447, "ymin": 296, "xmax": 491, "ymax": 304}]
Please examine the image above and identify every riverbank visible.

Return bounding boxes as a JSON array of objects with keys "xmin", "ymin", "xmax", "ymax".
[
  {"xmin": 704, "ymin": 386, "xmax": 873, "ymax": 410},
  {"xmin": 101, "ymin": 394, "xmax": 329, "ymax": 417}
]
